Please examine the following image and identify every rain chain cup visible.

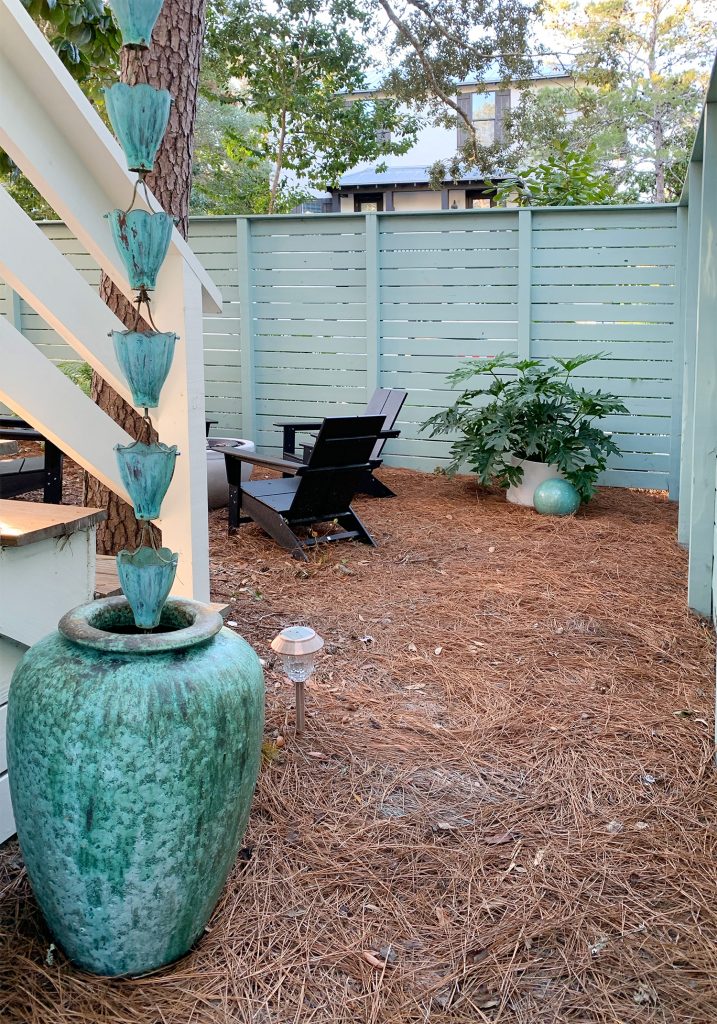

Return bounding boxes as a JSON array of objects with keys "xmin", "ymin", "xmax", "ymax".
[{"xmin": 6, "ymin": 0, "xmax": 264, "ymax": 979}]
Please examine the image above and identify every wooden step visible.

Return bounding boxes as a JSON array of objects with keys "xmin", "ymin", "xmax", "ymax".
[{"xmin": 95, "ymin": 553, "xmax": 122, "ymax": 597}]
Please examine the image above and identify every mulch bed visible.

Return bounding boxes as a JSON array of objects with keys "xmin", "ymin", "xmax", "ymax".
[{"xmin": 1, "ymin": 463, "xmax": 716, "ymax": 1023}]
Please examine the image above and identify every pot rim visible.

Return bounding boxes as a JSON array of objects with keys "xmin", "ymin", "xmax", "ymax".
[{"xmin": 59, "ymin": 597, "xmax": 223, "ymax": 654}]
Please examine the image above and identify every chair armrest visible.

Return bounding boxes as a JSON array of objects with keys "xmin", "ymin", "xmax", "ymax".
[
  {"xmin": 273, "ymin": 421, "xmax": 323, "ymax": 430},
  {"xmin": 215, "ymin": 447, "xmax": 302, "ymax": 474},
  {"xmin": 276, "ymin": 421, "xmax": 323, "ymax": 456},
  {"xmin": 378, "ymin": 429, "xmax": 401, "ymax": 439}
]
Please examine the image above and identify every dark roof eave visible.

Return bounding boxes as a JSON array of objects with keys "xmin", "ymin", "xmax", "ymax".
[{"xmin": 330, "ymin": 177, "xmax": 512, "ymax": 193}]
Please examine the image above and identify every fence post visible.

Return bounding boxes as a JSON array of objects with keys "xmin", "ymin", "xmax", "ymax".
[
  {"xmin": 687, "ymin": 102, "xmax": 717, "ymax": 616},
  {"xmin": 517, "ymin": 209, "xmax": 532, "ymax": 359},
  {"xmin": 678, "ymin": 162, "xmax": 703, "ymax": 544},
  {"xmin": 364, "ymin": 212, "xmax": 380, "ymax": 398},
  {"xmin": 237, "ymin": 217, "xmax": 256, "ymax": 441},
  {"xmin": 669, "ymin": 205, "xmax": 687, "ymax": 502},
  {"xmin": 10, "ymin": 288, "xmax": 23, "ymax": 333}
]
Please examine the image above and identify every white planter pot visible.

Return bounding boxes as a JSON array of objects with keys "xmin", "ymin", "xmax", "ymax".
[
  {"xmin": 206, "ymin": 437, "xmax": 255, "ymax": 509},
  {"xmin": 506, "ymin": 456, "xmax": 563, "ymax": 507}
]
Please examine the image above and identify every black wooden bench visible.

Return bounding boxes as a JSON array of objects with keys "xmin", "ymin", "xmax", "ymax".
[{"xmin": 0, "ymin": 416, "xmax": 63, "ymax": 503}]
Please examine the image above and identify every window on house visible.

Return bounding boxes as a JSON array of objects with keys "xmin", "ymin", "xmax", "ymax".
[
  {"xmin": 471, "ymin": 92, "xmax": 496, "ymax": 145},
  {"xmin": 354, "ymin": 193, "xmax": 383, "ymax": 212},
  {"xmin": 457, "ymin": 89, "xmax": 511, "ymax": 149},
  {"xmin": 466, "ymin": 189, "xmax": 494, "ymax": 209}
]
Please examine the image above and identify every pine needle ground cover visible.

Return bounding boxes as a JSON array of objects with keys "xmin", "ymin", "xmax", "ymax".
[{"xmin": 1, "ymin": 467, "xmax": 716, "ymax": 1023}]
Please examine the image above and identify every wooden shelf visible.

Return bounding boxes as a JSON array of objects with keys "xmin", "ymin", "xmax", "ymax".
[{"xmin": 0, "ymin": 500, "xmax": 106, "ymax": 548}]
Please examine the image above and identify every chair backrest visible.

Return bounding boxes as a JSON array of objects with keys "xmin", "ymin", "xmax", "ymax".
[
  {"xmin": 290, "ymin": 416, "xmax": 385, "ymax": 520},
  {"xmin": 364, "ymin": 388, "xmax": 408, "ymax": 460}
]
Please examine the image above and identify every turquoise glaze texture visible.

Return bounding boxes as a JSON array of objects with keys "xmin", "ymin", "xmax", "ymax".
[
  {"xmin": 6, "ymin": 598, "xmax": 265, "ymax": 977},
  {"xmin": 533, "ymin": 478, "xmax": 582, "ymax": 517},
  {"xmin": 111, "ymin": 329, "xmax": 177, "ymax": 409},
  {"xmin": 115, "ymin": 440, "xmax": 178, "ymax": 520},
  {"xmin": 108, "ymin": 0, "xmax": 164, "ymax": 48},
  {"xmin": 105, "ymin": 84, "xmax": 172, "ymax": 173},
  {"xmin": 106, "ymin": 209, "xmax": 174, "ymax": 291}
]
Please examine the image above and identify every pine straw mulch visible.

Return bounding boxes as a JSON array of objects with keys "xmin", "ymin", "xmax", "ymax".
[{"xmin": 1, "ymin": 466, "xmax": 717, "ymax": 1023}]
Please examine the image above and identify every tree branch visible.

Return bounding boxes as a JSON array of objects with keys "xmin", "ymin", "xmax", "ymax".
[{"xmin": 377, "ymin": 0, "xmax": 479, "ymax": 161}]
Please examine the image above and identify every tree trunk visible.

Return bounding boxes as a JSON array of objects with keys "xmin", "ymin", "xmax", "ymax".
[
  {"xmin": 84, "ymin": 0, "xmax": 207, "ymax": 554},
  {"xmin": 653, "ymin": 117, "xmax": 666, "ymax": 203}
]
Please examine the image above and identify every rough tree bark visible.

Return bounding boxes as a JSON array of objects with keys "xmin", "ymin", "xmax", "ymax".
[{"xmin": 84, "ymin": 0, "xmax": 207, "ymax": 553}]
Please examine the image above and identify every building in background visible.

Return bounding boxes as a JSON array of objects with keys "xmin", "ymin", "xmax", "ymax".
[
  {"xmin": 322, "ymin": 63, "xmax": 572, "ymax": 213},
  {"xmin": 329, "ymin": 165, "xmax": 507, "ymax": 212}
]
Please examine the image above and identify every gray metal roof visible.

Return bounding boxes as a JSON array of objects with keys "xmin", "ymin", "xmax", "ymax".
[{"xmin": 338, "ymin": 165, "xmax": 493, "ymax": 188}]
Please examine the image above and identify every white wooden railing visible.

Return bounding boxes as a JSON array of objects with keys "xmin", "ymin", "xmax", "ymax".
[{"xmin": 0, "ymin": 0, "xmax": 221, "ymax": 600}]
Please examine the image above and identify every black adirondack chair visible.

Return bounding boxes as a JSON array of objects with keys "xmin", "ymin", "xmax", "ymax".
[
  {"xmin": 276, "ymin": 387, "xmax": 408, "ymax": 499},
  {"xmin": 217, "ymin": 415, "xmax": 386, "ymax": 560}
]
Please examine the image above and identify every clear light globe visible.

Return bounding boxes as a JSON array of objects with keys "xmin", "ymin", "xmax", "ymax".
[{"xmin": 279, "ymin": 652, "xmax": 316, "ymax": 682}]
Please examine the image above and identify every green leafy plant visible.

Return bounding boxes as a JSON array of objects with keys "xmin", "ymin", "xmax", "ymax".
[
  {"xmin": 492, "ymin": 142, "xmax": 620, "ymax": 207},
  {"xmin": 58, "ymin": 360, "xmax": 93, "ymax": 396},
  {"xmin": 422, "ymin": 353, "xmax": 628, "ymax": 502}
]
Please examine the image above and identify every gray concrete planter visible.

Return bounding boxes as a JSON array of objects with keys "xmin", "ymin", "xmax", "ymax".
[{"xmin": 207, "ymin": 437, "xmax": 255, "ymax": 509}]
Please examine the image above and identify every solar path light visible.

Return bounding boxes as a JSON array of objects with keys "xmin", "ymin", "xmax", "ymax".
[{"xmin": 270, "ymin": 627, "xmax": 324, "ymax": 734}]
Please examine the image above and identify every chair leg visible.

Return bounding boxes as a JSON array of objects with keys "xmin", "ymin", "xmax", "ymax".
[
  {"xmin": 243, "ymin": 498, "xmax": 308, "ymax": 560},
  {"xmin": 337, "ymin": 508, "xmax": 376, "ymax": 547},
  {"xmin": 43, "ymin": 443, "xmax": 63, "ymax": 503},
  {"xmin": 355, "ymin": 471, "xmax": 396, "ymax": 499},
  {"xmin": 228, "ymin": 484, "xmax": 242, "ymax": 535}
]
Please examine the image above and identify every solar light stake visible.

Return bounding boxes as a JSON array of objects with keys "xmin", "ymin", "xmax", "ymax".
[{"xmin": 270, "ymin": 626, "xmax": 324, "ymax": 735}]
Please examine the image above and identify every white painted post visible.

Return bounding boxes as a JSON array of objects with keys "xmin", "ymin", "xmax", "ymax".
[
  {"xmin": 237, "ymin": 218, "xmax": 256, "ymax": 442},
  {"xmin": 0, "ymin": 0, "xmax": 223, "ymax": 600},
  {"xmin": 151, "ymin": 251, "xmax": 210, "ymax": 602},
  {"xmin": 687, "ymin": 103, "xmax": 717, "ymax": 616},
  {"xmin": 678, "ymin": 162, "xmax": 703, "ymax": 544},
  {"xmin": 365, "ymin": 213, "xmax": 381, "ymax": 398}
]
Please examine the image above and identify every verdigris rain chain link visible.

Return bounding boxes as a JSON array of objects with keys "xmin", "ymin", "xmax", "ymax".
[{"xmin": 105, "ymin": 0, "xmax": 180, "ymax": 629}]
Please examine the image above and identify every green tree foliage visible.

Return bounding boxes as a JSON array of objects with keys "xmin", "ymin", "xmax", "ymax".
[
  {"xmin": 190, "ymin": 96, "xmax": 309, "ymax": 214},
  {"xmin": 19, "ymin": 0, "xmax": 120, "ymax": 97},
  {"xmin": 1, "ymin": 0, "xmax": 121, "ymax": 216},
  {"xmin": 423, "ymin": 353, "xmax": 628, "ymax": 503},
  {"xmin": 493, "ymin": 141, "xmax": 621, "ymax": 206},
  {"xmin": 206, "ymin": 0, "xmax": 419, "ymax": 212},
  {"xmin": 379, "ymin": 0, "xmax": 538, "ymax": 169},
  {"xmin": 505, "ymin": 0, "xmax": 717, "ymax": 202}
]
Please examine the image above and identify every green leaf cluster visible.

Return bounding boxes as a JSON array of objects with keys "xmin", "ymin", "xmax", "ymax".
[
  {"xmin": 58, "ymin": 360, "xmax": 93, "ymax": 396},
  {"xmin": 493, "ymin": 141, "xmax": 621, "ymax": 207},
  {"xmin": 190, "ymin": 96, "xmax": 310, "ymax": 214},
  {"xmin": 503, "ymin": 0, "xmax": 717, "ymax": 203},
  {"xmin": 205, "ymin": 0, "xmax": 419, "ymax": 209},
  {"xmin": 422, "ymin": 353, "xmax": 628, "ymax": 502},
  {"xmin": 20, "ymin": 0, "xmax": 120, "ymax": 97}
]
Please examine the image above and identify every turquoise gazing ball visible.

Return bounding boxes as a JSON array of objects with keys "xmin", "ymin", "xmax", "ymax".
[{"xmin": 533, "ymin": 478, "xmax": 581, "ymax": 516}]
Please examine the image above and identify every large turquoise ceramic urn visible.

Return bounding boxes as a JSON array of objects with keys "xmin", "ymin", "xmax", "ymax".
[{"xmin": 7, "ymin": 597, "xmax": 264, "ymax": 977}]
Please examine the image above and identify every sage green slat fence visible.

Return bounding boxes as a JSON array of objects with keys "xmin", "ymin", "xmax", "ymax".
[
  {"xmin": 677, "ymin": 74, "xmax": 717, "ymax": 621},
  {"xmin": 0, "ymin": 206, "xmax": 682, "ymax": 493}
]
